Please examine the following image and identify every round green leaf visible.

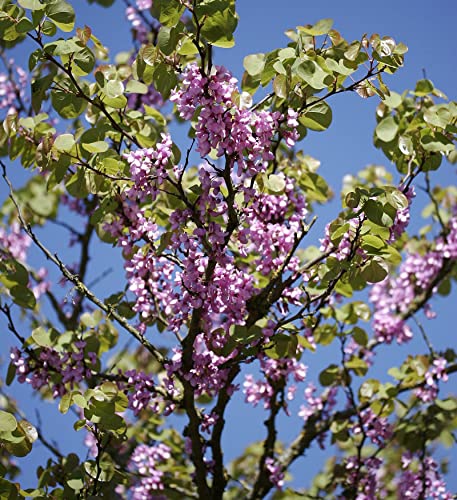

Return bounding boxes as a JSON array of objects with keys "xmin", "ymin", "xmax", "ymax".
[
  {"xmin": 375, "ymin": 116, "xmax": 398, "ymax": 142},
  {"xmin": 243, "ymin": 53, "xmax": 265, "ymax": 76},
  {"xmin": 54, "ymin": 133, "xmax": 75, "ymax": 152},
  {"xmin": 0, "ymin": 411, "xmax": 17, "ymax": 432},
  {"xmin": 361, "ymin": 259, "xmax": 388, "ymax": 283}
]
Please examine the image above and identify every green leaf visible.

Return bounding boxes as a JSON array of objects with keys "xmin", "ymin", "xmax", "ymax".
[
  {"xmin": 0, "ymin": 411, "xmax": 17, "ymax": 433},
  {"xmin": 398, "ymin": 135, "xmax": 413, "ymax": 155},
  {"xmin": 424, "ymin": 105, "xmax": 452, "ymax": 129},
  {"xmin": 382, "ymin": 91, "xmax": 402, "ymax": 108},
  {"xmin": 243, "ymin": 53, "xmax": 265, "ymax": 76},
  {"xmin": 295, "ymin": 60, "xmax": 328, "ymax": 89},
  {"xmin": 157, "ymin": 25, "xmax": 180, "ymax": 55},
  {"xmin": 105, "ymin": 80, "xmax": 124, "ymax": 98},
  {"xmin": 31, "ymin": 72, "xmax": 55, "ymax": 114},
  {"xmin": 361, "ymin": 234, "xmax": 386, "ymax": 251},
  {"xmin": 32, "ymin": 326, "xmax": 55, "ymax": 347},
  {"xmin": 414, "ymin": 79, "xmax": 434, "ymax": 97},
  {"xmin": 10, "ymin": 285, "xmax": 36, "ymax": 309},
  {"xmin": 273, "ymin": 74, "xmax": 287, "ymax": 98},
  {"xmin": 435, "ymin": 399, "xmax": 457, "ymax": 412},
  {"xmin": 299, "ymin": 172, "xmax": 329, "ymax": 202},
  {"xmin": 0, "ymin": 259, "xmax": 29, "ymax": 287},
  {"xmin": 15, "ymin": 17, "xmax": 34, "ymax": 33},
  {"xmin": 298, "ymin": 18, "xmax": 333, "ymax": 36},
  {"xmin": 66, "ymin": 168, "xmax": 89, "ymax": 198},
  {"xmin": 72, "ymin": 46, "xmax": 95, "ymax": 75},
  {"xmin": 153, "ymin": 0, "xmax": 185, "ymax": 27},
  {"xmin": 125, "ymin": 80, "xmax": 148, "ymax": 94},
  {"xmin": 18, "ymin": 0, "xmax": 44, "ymax": 8},
  {"xmin": 387, "ymin": 189, "xmax": 408, "ymax": 210},
  {"xmin": 299, "ymin": 100, "xmax": 332, "ymax": 131},
  {"xmin": 54, "ymin": 133, "xmax": 75, "ymax": 152},
  {"xmin": 100, "ymin": 93, "xmax": 127, "ymax": 109},
  {"xmin": 359, "ymin": 379, "xmax": 380, "ymax": 401},
  {"xmin": 352, "ymin": 327, "xmax": 368, "ymax": 346},
  {"xmin": 344, "ymin": 41, "xmax": 361, "ymax": 61},
  {"xmin": 45, "ymin": 0, "xmax": 75, "ymax": 32},
  {"xmin": 319, "ymin": 364, "xmax": 339, "ymax": 386},
  {"xmin": 141, "ymin": 44, "xmax": 157, "ymax": 66},
  {"xmin": 421, "ymin": 133, "xmax": 454, "ymax": 154},
  {"xmin": 345, "ymin": 191, "xmax": 360, "ymax": 209},
  {"xmin": 144, "ymin": 105, "xmax": 166, "ymax": 126},
  {"xmin": 6, "ymin": 362, "xmax": 16, "ymax": 386},
  {"xmin": 363, "ymin": 199, "xmax": 384, "ymax": 226},
  {"xmin": 82, "ymin": 141, "xmax": 109, "ymax": 153},
  {"xmin": 200, "ymin": 7, "xmax": 238, "ymax": 48},
  {"xmin": 361, "ymin": 259, "xmax": 388, "ymax": 283},
  {"xmin": 264, "ymin": 174, "xmax": 286, "ymax": 194},
  {"xmin": 153, "ymin": 63, "xmax": 178, "ymax": 100},
  {"xmin": 375, "ymin": 116, "xmax": 398, "ymax": 142},
  {"xmin": 59, "ymin": 393, "xmax": 72, "ymax": 414},
  {"xmin": 264, "ymin": 334, "xmax": 297, "ymax": 359},
  {"xmin": 51, "ymin": 88, "xmax": 87, "ymax": 119},
  {"xmin": 41, "ymin": 20, "xmax": 56, "ymax": 36},
  {"xmin": 72, "ymin": 394, "xmax": 87, "ymax": 409},
  {"xmin": 345, "ymin": 356, "xmax": 368, "ymax": 376}
]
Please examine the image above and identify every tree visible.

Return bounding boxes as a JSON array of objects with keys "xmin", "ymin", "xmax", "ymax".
[{"xmin": 0, "ymin": 0, "xmax": 456, "ymax": 498}]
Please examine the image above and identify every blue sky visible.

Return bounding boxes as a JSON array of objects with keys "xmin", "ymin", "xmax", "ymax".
[{"xmin": 2, "ymin": 0, "xmax": 457, "ymax": 493}]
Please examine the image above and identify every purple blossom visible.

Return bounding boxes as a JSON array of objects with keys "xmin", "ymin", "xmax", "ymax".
[
  {"xmin": 320, "ymin": 218, "xmax": 361, "ymax": 261},
  {"xmin": 171, "ymin": 63, "xmax": 298, "ymax": 177},
  {"xmin": 389, "ymin": 187, "xmax": 415, "ymax": 242},
  {"xmin": 244, "ymin": 356, "xmax": 308, "ymax": 409},
  {"xmin": 0, "ymin": 64, "xmax": 27, "ymax": 115},
  {"xmin": 0, "ymin": 222, "xmax": 31, "ymax": 261},
  {"xmin": 128, "ymin": 443, "xmax": 171, "ymax": 499},
  {"xmin": 344, "ymin": 455, "xmax": 385, "ymax": 499},
  {"xmin": 265, "ymin": 457, "xmax": 285, "ymax": 490},
  {"xmin": 370, "ymin": 216, "xmax": 457, "ymax": 344},
  {"xmin": 398, "ymin": 452, "xmax": 452, "ymax": 499},
  {"xmin": 415, "ymin": 357, "xmax": 449, "ymax": 403},
  {"xmin": 10, "ymin": 340, "xmax": 95, "ymax": 397},
  {"xmin": 352, "ymin": 408, "xmax": 393, "ymax": 446}
]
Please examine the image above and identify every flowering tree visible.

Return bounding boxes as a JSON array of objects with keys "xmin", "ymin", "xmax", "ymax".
[{"xmin": 0, "ymin": 0, "xmax": 456, "ymax": 498}]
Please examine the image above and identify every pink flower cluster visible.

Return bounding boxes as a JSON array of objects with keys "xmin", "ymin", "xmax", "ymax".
[
  {"xmin": 171, "ymin": 63, "xmax": 299, "ymax": 177},
  {"xmin": 167, "ymin": 334, "xmax": 234, "ymax": 398},
  {"xmin": 244, "ymin": 356, "xmax": 308, "ymax": 409},
  {"xmin": 124, "ymin": 133, "xmax": 173, "ymax": 203},
  {"xmin": 10, "ymin": 340, "xmax": 96, "ymax": 398},
  {"xmin": 116, "ymin": 368, "xmax": 176, "ymax": 416},
  {"xmin": 344, "ymin": 455, "xmax": 384, "ymax": 499},
  {"xmin": 319, "ymin": 218, "xmax": 361, "ymax": 261},
  {"xmin": 0, "ymin": 222, "xmax": 31, "ymax": 262},
  {"xmin": 389, "ymin": 187, "xmax": 415, "ymax": 242},
  {"xmin": 123, "ymin": 369, "xmax": 156, "ymax": 415},
  {"xmin": 398, "ymin": 452, "xmax": 452, "ymax": 499},
  {"xmin": 0, "ymin": 64, "xmax": 27, "ymax": 115},
  {"xmin": 352, "ymin": 408, "xmax": 393, "ymax": 446},
  {"xmin": 414, "ymin": 357, "xmax": 448, "ymax": 403},
  {"xmin": 108, "ymin": 146, "xmax": 260, "ymax": 344},
  {"xmin": 370, "ymin": 217, "xmax": 457, "ymax": 344},
  {"xmin": 128, "ymin": 443, "xmax": 171, "ymax": 499},
  {"xmin": 265, "ymin": 457, "xmax": 285, "ymax": 490},
  {"xmin": 239, "ymin": 175, "xmax": 308, "ymax": 278}
]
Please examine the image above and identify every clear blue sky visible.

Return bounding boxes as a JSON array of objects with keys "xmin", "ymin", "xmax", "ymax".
[{"xmin": 2, "ymin": 0, "xmax": 457, "ymax": 493}]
